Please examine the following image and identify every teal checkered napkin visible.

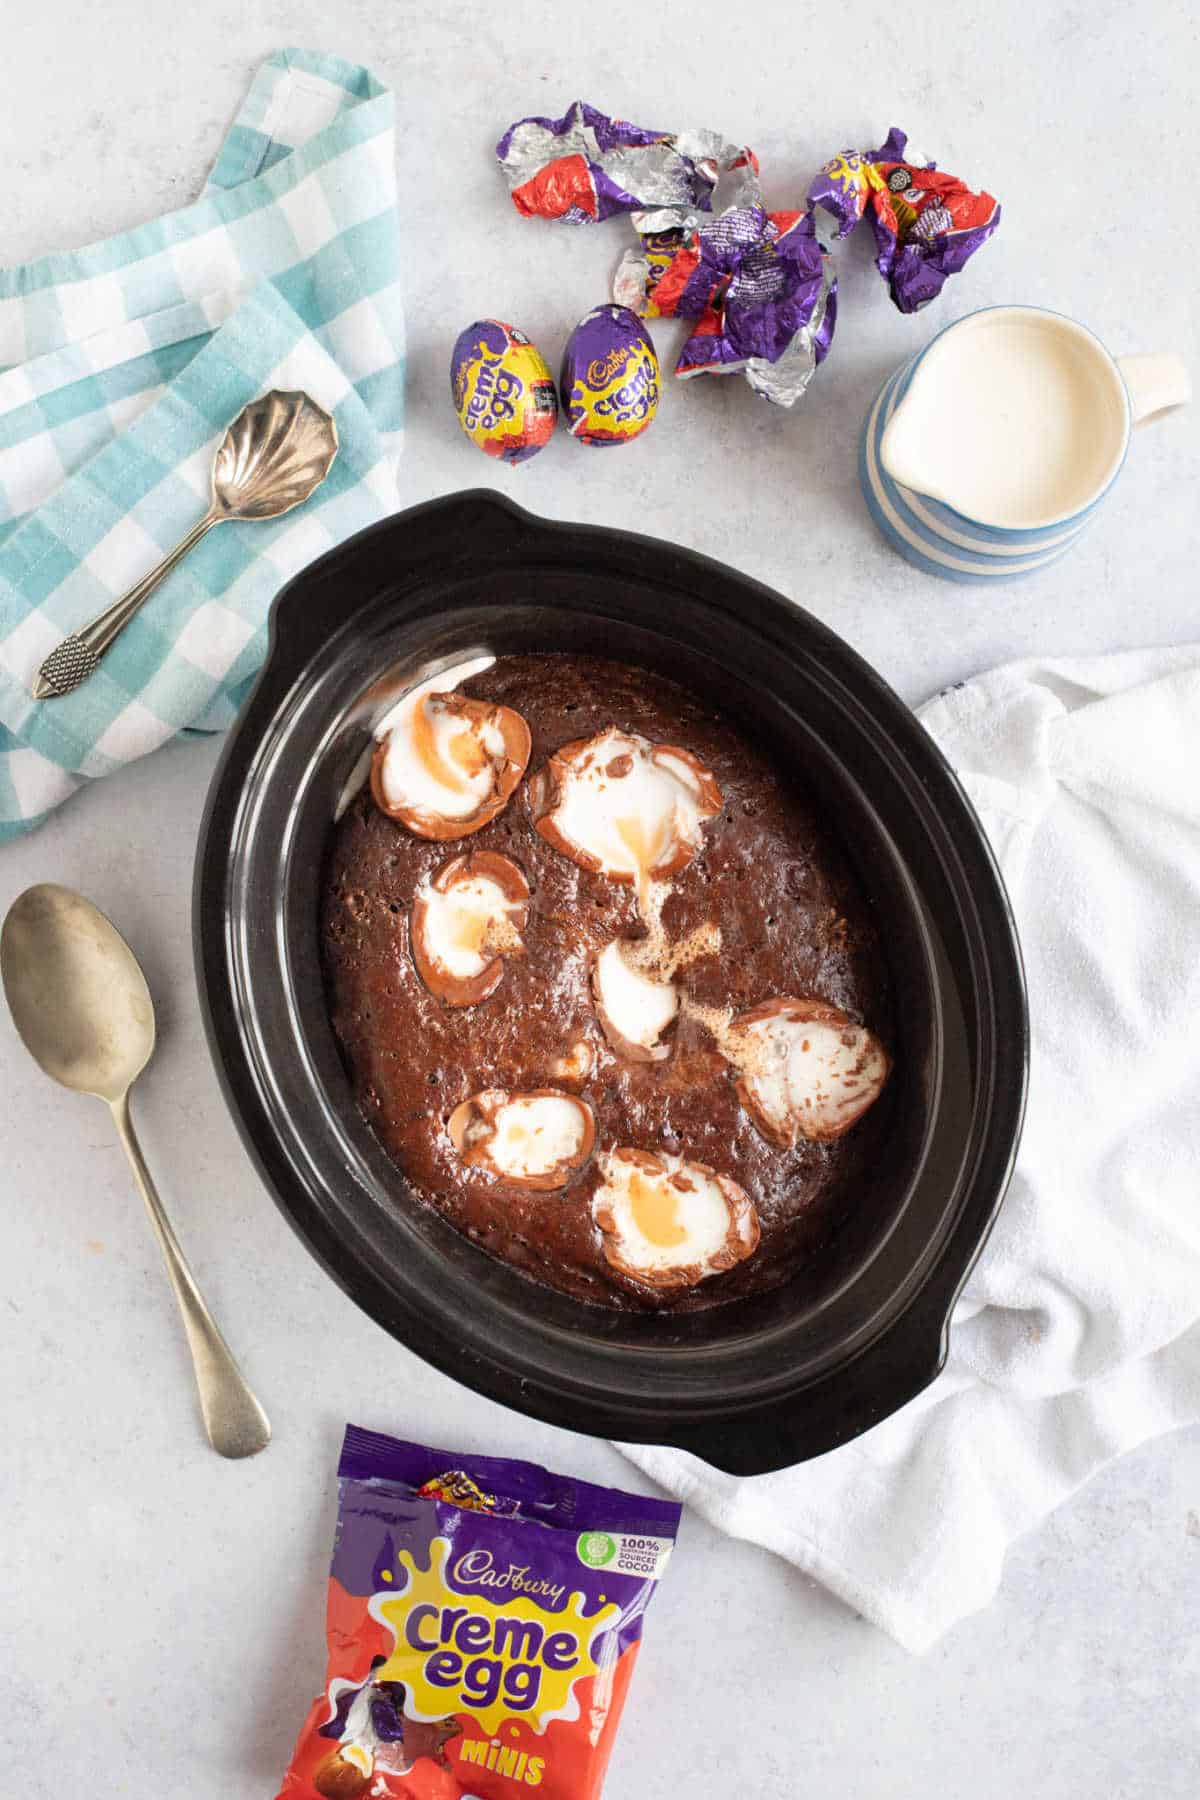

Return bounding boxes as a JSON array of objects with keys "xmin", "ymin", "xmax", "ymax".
[{"xmin": 0, "ymin": 49, "xmax": 404, "ymax": 837}]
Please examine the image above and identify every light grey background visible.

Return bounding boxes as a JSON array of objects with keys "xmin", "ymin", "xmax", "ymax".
[{"xmin": 2, "ymin": 4, "xmax": 1197, "ymax": 1796}]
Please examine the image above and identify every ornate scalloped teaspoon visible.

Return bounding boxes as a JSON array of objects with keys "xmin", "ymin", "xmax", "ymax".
[{"xmin": 32, "ymin": 389, "xmax": 338, "ymax": 700}]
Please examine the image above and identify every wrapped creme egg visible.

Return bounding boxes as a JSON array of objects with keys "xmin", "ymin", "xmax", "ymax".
[
  {"xmin": 450, "ymin": 319, "xmax": 558, "ymax": 464},
  {"xmin": 561, "ymin": 303, "xmax": 659, "ymax": 446}
]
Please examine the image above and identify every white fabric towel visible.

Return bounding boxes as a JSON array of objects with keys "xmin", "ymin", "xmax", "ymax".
[{"xmin": 621, "ymin": 644, "xmax": 1200, "ymax": 1652}]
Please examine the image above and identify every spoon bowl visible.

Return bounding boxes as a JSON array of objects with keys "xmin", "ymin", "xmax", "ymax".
[
  {"xmin": 2, "ymin": 883, "xmax": 154, "ymax": 1102},
  {"xmin": 211, "ymin": 389, "xmax": 339, "ymax": 521},
  {"xmin": 1, "ymin": 883, "xmax": 270, "ymax": 1459}
]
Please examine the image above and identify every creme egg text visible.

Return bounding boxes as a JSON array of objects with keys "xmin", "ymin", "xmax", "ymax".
[{"xmin": 403, "ymin": 1602, "xmax": 579, "ymax": 1713}]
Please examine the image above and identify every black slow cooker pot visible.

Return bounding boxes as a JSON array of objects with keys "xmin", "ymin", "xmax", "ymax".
[{"xmin": 195, "ymin": 490, "xmax": 1027, "ymax": 1475}]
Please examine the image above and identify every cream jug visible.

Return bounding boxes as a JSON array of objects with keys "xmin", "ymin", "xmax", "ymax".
[{"xmin": 860, "ymin": 306, "xmax": 1190, "ymax": 582}]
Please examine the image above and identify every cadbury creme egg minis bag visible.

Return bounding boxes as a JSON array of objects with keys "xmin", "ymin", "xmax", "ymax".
[{"xmin": 277, "ymin": 1425, "xmax": 681, "ymax": 1800}]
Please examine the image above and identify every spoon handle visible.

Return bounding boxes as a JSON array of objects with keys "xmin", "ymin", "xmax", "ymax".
[
  {"xmin": 110, "ymin": 1091, "xmax": 271, "ymax": 1459},
  {"xmin": 32, "ymin": 511, "xmax": 220, "ymax": 700}
]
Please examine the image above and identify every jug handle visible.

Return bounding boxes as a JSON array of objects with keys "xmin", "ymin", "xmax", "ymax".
[{"xmin": 1116, "ymin": 354, "xmax": 1191, "ymax": 427}]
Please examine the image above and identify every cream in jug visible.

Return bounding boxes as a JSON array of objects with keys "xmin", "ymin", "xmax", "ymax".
[{"xmin": 863, "ymin": 305, "xmax": 1189, "ymax": 580}]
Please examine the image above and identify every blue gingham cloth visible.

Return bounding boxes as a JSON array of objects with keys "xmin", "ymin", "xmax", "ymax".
[{"xmin": 0, "ymin": 49, "xmax": 404, "ymax": 837}]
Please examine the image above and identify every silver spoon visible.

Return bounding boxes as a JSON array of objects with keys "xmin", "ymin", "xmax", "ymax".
[
  {"xmin": 1, "ymin": 883, "xmax": 270, "ymax": 1459},
  {"xmin": 32, "ymin": 388, "xmax": 338, "ymax": 700}
]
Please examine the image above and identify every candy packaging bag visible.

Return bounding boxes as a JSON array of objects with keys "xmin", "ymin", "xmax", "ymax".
[{"xmin": 277, "ymin": 1426, "xmax": 681, "ymax": 1799}]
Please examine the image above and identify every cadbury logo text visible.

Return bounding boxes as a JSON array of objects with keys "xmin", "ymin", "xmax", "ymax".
[{"xmin": 453, "ymin": 1550, "xmax": 566, "ymax": 1610}]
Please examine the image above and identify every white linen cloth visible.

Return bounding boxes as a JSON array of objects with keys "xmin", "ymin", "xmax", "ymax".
[{"xmin": 622, "ymin": 644, "xmax": 1200, "ymax": 1651}]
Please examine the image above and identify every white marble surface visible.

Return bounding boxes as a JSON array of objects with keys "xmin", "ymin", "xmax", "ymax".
[{"xmin": 2, "ymin": 5, "xmax": 1198, "ymax": 1796}]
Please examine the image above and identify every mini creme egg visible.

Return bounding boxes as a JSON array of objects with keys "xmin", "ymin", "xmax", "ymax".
[
  {"xmin": 592, "ymin": 939, "xmax": 677, "ymax": 1062},
  {"xmin": 728, "ymin": 996, "xmax": 891, "ymax": 1146},
  {"xmin": 450, "ymin": 319, "xmax": 559, "ymax": 464},
  {"xmin": 447, "ymin": 1088, "xmax": 595, "ymax": 1190},
  {"xmin": 591, "ymin": 1147, "xmax": 760, "ymax": 1289},
  {"xmin": 527, "ymin": 726, "xmax": 721, "ymax": 896},
  {"xmin": 371, "ymin": 678, "xmax": 531, "ymax": 841},
  {"xmin": 561, "ymin": 303, "xmax": 659, "ymax": 446},
  {"xmin": 411, "ymin": 850, "xmax": 529, "ymax": 1007},
  {"xmin": 312, "ymin": 1746, "xmax": 371, "ymax": 1800}
]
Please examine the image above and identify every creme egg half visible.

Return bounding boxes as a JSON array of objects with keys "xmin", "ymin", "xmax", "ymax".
[
  {"xmin": 448, "ymin": 1088, "xmax": 595, "ymax": 1190},
  {"xmin": 527, "ymin": 727, "xmax": 720, "ymax": 907},
  {"xmin": 411, "ymin": 850, "xmax": 529, "ymax": 1006},
  {"xmin": 591, "ymin": 1147, "xmax": 759, "ymax": 1289},
  {"xmin": 371, "ymin": 661, "xmax": 530, "ymax": 840},
  {"xmin": 728, "ymin": 997, "xmax": 891, "ymax": 1145},
  {"xmin": 591, "ymin": 938, "xmax": 678, "ymax": 1061}
]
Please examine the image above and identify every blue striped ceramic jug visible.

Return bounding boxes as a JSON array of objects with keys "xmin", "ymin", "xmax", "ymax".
[{"xmin": 859, "ymin": 306, "xmax": 1189, "ymax": 583}]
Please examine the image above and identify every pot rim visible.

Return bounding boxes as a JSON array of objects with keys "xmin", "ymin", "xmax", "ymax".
[{"xmin": 194, "ymin": 489, "xmax": 1028, "ymax": 1474}]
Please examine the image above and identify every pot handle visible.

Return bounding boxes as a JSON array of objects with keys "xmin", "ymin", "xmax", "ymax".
[
  {"xmin": 1116, "ymin": 353, "xmax": 1191, "ymax": 427},
  {"xmin": 263, "ymin": 489, "xmax": 542, "ymax": 676}
]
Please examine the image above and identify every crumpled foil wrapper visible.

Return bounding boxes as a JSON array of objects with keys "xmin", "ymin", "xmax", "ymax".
[
  {"xmin": 808, "ymin": 126, "xmax": 1000, "ymax": 314},
  {"xmin": 498, "ymin": 105, "xmax": 998, "ymax": 404},
  {"xmin": 497, "ymin": 99, "xmax": 755, "ymax": 231},
  {"xmin": 617, "ymin": 207, "xmax": 838, "ymax": 406}
]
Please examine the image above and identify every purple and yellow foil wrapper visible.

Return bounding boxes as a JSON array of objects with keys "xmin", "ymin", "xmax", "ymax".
[
  {"xmin": 808, "ymin": 127, "xmax": 1000, "ymax": 315},
  {"xmin": 450, "ymin": 319, "xmax": 559, "ymax": 464},
  {"xmin": 618, "ymin": 206, "xmax": 838, "ymax": 407},
  {"xmin": 561, "ymin": 304, "xmax": 660, "ymax": 445}
]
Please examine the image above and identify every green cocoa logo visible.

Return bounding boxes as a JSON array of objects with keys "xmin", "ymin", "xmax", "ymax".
[{"xmin": 577, "ymin": 1530, "xmax": 617, "ymax": 1568}]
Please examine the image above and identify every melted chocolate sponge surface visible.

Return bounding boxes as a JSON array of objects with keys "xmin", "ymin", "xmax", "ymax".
[{"xmin": 320, "ymin": 654, "xmax": 893, "ymax": 1311}]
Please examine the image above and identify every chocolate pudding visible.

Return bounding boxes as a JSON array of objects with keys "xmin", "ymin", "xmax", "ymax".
[{"xmin": 320, "ymin": 653, "xmax": 893, "ymax": 1311}]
